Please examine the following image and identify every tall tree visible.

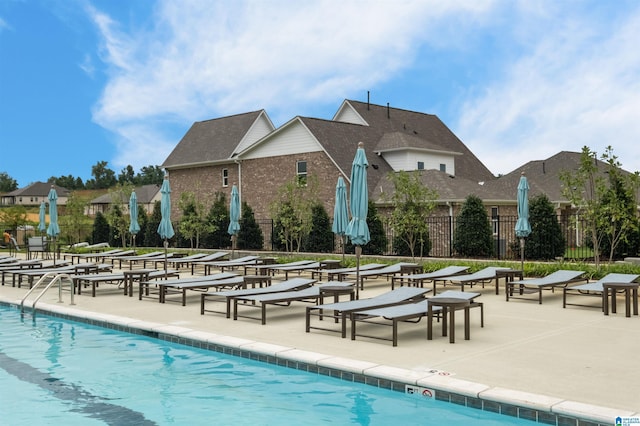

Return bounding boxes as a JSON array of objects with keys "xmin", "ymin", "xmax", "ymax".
[
  {"xmin": 202, "ymin": 192, "xmax": 228, "ymax": 249},
  {"xmin": 137, "ymin": 165, "xmax": 165, "ymax": 185},
  {"xmin": 237, "ymin": 202, "xmax": 264, "ymax": 250},
  {"xmin": 177, "ymin": 191, "xmax": 209, "ymax": 249},
  {"xmin": 0, "ymin": 171, "xmax": 18, "ymax": 192},
  {"xmin": 302, "ymin": 203, "xmax": 333, "ymax": 253},
  {"xmin": 87, "ymin": 161, "xmax": 117, "ymax": 189},
  {"xmin": 526, "ymin": 194, "xmax": 566, "ymax": 260},
  {"xmin": 144, "ymin": 201, "xmax": 163, "ymax": 247},
  {"xmin": 58, "ymin": 192, "xmax": 91, "ymax": 246},
  {"xmin": 91, "ymin": 212, "xmax": 110, "ymax": 245}
]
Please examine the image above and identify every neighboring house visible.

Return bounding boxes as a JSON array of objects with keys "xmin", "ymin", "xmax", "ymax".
[
  {"xmin": 162, "ymin": 100, "xmax": 498, "ymax": 220},
  {"xmin": 1, "ymin": 182, "xmax": 70, "ymax": 206},
  {"xmin": 87, "ymin": 184, "xmax": 162, "ymax": 216}
]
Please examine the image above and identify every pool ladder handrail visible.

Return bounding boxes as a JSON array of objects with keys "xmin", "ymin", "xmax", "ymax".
[{"xmin": 20, "ymin": 272, "xmax": 75, "ymax": 313}]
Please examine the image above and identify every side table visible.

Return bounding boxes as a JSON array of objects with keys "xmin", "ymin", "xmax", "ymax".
[
  {"xmin": 603, "ymin": 282, "xmax": 639, "ymax": 317},
  {"xmin": 427, "ymin": 297, "xmax": 471, "ymax": 343}
]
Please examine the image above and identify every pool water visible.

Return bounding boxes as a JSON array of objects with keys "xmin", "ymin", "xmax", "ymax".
[{"xmin": 0, "ymin": 306, "xmax": 534, "ymax": 425}]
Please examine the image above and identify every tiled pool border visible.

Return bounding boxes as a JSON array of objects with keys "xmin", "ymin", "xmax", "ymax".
[{"xmin": 3, "ymin": 299, "xmax": 633, "ymax": 426}]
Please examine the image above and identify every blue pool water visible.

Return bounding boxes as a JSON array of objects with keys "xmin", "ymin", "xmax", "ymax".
[{"xmin": 0, "ymin": 305, "xmax": 535, "ymax": 425}]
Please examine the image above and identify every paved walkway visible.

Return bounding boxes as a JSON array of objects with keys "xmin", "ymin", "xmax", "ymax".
[{"xmin": 1, "ymin": 254, "xmax": 639, "ymax": 422}]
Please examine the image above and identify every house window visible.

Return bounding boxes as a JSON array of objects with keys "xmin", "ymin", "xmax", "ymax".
[
  {"xmin": 439, "ymin": 164, "xmax": 446, "ymax": 172},
  {"xmin": 417, "ymin": 161, "xmax": 424, "ymax": 170},
  {"xmin": 491, "ymin": 206, "xmax": 499, "ymax": 235},
  {"xmin": 222, "ymin": 169, "xmax": 228, "ymax": 187},
  {"xmin": 296, "ymin": 161, "xmax": 307, "ymax": 185}
]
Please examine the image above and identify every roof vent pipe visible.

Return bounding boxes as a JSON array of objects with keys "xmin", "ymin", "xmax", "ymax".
[
  {"xmin": 387, "ymin": 103, "xmax": 390, "ymax": 119},
  {"xmin": 367, "ymin": 91, "xmax": 370, "ymax": 110},
  {"xmin": 542, "ymin": 162, "xmax": 546, "ymax": 174}
]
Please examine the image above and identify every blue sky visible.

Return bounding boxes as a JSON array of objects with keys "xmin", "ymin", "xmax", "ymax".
[{"xmin": 1, "ymin": 0, "xmax": 639, "ymax": 188}]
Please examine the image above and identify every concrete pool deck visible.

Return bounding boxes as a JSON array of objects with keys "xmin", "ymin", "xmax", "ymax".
[{"xmin": 1, "ymin": 254, "xmax": 638, "ymax": 424}]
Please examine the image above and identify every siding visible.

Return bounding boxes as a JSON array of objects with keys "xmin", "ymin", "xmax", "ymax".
[
  {"xmin": 382, "ymin": 150, "xmax": 456, "ymax": 175},
  {"xmin": 242, "ymin": 121, "xmax": 322, "ymax": 160},
  {"xmin": 234, "ymin": 113, "xmax": 274, "ymax": 155},
  {"xmin": 334, "ymin": 104, "xmax": 368, "ymax": 125}
]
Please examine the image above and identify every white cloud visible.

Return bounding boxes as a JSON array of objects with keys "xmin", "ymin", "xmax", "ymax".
[
  {"xmin": 456, "ymin": 3, "xmax": 640, "ymax": 175},
  {"xmin": 86, "ymin": 0, "xmax": 496, "ymax": 171}
]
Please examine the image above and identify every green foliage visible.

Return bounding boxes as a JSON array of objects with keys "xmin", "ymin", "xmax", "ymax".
[
  {"xmin": 453, "ymin": 195, "xmax": 494, "ymax": 257},
  {"xmin": 237, "ymin": 202, "xmax": 264, "ymax": 250},
  {"xmin": 106, "ymin": 204, "xmax": 125, "ymax": 247},
  {"xmin": 58, "ymin": 192, "xmax": 91, "ymax": 245},
  {"xmin": 524, "ymin": 194, "xmax": 566, "ymax": 260},
  {"xmin": 561, "ymin": 146, "xmax": 640, "ymax": 265},
  {"xmin": 302, "ymin": 204, "xmax": 333, "ymax": 253},
  {"xmin": 86, "ymin": 161, "xmax": 117, "ymax": 190},
  {"xmin": 270, "ymin": 175, "xmax": 319, "ymax": 252},
  {"xmin": 0, "ymin": 171, "xmax": 18, "ymax": 192},
  {"xmin": 345, "ymin": 201, "xmax": 388, "ymax": 255},
  {"xmin": 385, "ymin": 171, "xmax": 438, "ymax": 259},
  {"xmin": 144, "ymin": 201, "xmax": 163, "ymax": 247},
  {"xmin": 91, "ymin": 212, "xmax": 110, "ymax": 245},
  {"xmin": 177, "ymin": 191, "xmax": 210, "ymax": 249},
  {"xmin": 0, "ymin": 205, "xmax": 28, "ymax": 230},
  {"xmin": 202, "ymin": 192, "xmax": 229, "ymax": 249}
]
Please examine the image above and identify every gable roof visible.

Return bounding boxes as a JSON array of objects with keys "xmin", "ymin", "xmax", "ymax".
[
  {"xmin": 7, "ymin": 181, "xmax": 70, "ymax": 198},
  {"xmin": 162, "ymin": 110, "xmax": 273, "ymax": 169},
  {"xmin": 340, "ymin": 100, "xmax": 496, "ymax": 182}
]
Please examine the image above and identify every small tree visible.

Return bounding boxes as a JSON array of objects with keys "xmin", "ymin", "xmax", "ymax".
[
  {"xmin": 385, "ymin": 171, "xmax": 438, "ymax": 259},
  {"xmin": 525, "ymin": 194, "xmax": 565, "ymax": 260},
  {"xmin": 453, "ymin": 195, "xmax": 494, "ymax": 257},
  {"xmin": 237, "ymin": 202, "xmax": 264, "ymax": 250},
  {"xmin": 92, "ymin": 212, "xmax": 110, "ymax": 246},
  {"xmin": 178, "ymin": 191, "xmax": 209, "ymax": 249},
  {"xmin": 144, "ymin": 201, "xmax": 163, "ymax": 247},
  {"xmin": 59, "ymin": 192, "xmax": 91, "ymax": 246},
  {"xmin": 345, "ymin": 201, "xmax": 388, "ymax": 255},
  {"xmin": 202, "ymin": 192, "xmax": 228, "ymax": 249},
  {"xmin": 106, "ymin": 204, "xmax": 126, "ymax": 247},
  {"xmin": 270, "ymin": 175, "xmax": 318, "ymax": 252},
  {"xmin": 302, "ymin": 203, "xmax": 333, "ymax": 253}
]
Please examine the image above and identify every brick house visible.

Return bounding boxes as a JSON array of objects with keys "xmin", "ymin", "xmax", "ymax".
[{"xmin": 1, "ymin": 182, "xmax": 70, "ymax": 207}]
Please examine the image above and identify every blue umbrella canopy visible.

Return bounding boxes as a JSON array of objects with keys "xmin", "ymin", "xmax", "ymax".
[
  {"xmin": 345, "ymin": 143, "xmax": 370, "ymax": 246},
  {"xmin": 332, "ymin": 177, "xmax": 348, "ymax": 236},
  {"xmin": 38, "ymin": 201, "xmax": 46, "ymax": 233},
  {"xmin": 129, "ymin": 191, "xmax": 140, "ymax": 235},
  {"xmin": 227, "ymin": 185, "xmax": 240, "ymax": 236},
  {"xmin": 46, "ymin": 186, "xmax": 60, "ymax": 238},
  {"xmin": 515, "ymin": 173, "xmax": 531, "ymax": 238},
  {"xmin": 157, "ymin": 177, "xmax": 175, "ymax": 240}
]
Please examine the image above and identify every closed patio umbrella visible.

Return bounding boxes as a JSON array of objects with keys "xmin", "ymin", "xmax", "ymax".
[
  {"xmin": 332, "ymin": 176, "xmax": 348, "ymax": 263},
  {"xmin": 47, "ymin": 186, "xmax": 60, "ymax": 265},
  {"xmin": 345, "ymin": 142, "xmax": 370, "ymax": 299},
  {"xmin": 38, "ymin": 201, "xmax": 46, "ymax": 235},
  {"xmin": 515, "ymin": 172, "xmax": 531, "ymax": 272},
  {"xmin": 157, "ymin": 176, "xmax": 175, "ymax": 277},
  {"xmin": 227, "ymin": 185, "xmax": 240, "ymax": 259},
  {"xmin": 129, "ymin": 191, "xmax": 140, "ymax": 248}
]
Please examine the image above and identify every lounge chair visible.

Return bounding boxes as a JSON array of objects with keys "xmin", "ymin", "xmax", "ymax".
[
  {"xmin": 200, "ymin": 277, "xmax": 316, "ymax": 317},
  {"xmin": 197, "ymin": 255, "xmax": 260, "ymax": 274},
  {"xmin": 506, "ymin": 270, "xmax": 586, "ymax": 304},
  {"xmin": 257, "ymin": 260, "xmax": 319, "ymax": 279},
  {"xmin": 434, "ymin": 266, "xmax": 512, "ymax": 294},
  {"xmin": 310, "ymin": 263, "xmax": 387, "ymax": 281},
  {"xmin": 305, "ymin": 287, "xmax": 431, "ymax": 338},
  {"xmin": 74, "ymin": 268, "xmax": 179, "ymax": 297},
  {"xmin": 563, "ymin": 273, "xmax": 640, "ymax": 310},
  {"xmin": 144, "ymin": 272, "xmax": 243, "ymax": 305},
  {"xmin": 342, "ymin": 262, "xmax": 422, "ymax": 290},
  {"xmin": 350, "ymin": 290, "xmax": 483, "ymax": 346},
  {"xmin": 64, "ymin": 249, "xmax": 132, "ymax": 264},
  {"xmin": 231, "ymin": 282, "xmax": 354, "ymax": 324},
  {"xmin": 169, "ymin": 252, "xmax": 228, "ymax": 272},
  {"xmin": 4, "ymin": 261, "xmax": 73, "ymax": 288},
  {"xmin": 113, "ymin": 251, "xmax": 167, "ymax": 269},
  {"xmin": 391, "ymin": 266, "xmax": 470, "ymax": 291}
]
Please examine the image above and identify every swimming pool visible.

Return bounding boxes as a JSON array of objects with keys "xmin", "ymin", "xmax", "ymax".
[{"xmin": 0, "ymin": 305, "xmax": 535, "ymax": 425}]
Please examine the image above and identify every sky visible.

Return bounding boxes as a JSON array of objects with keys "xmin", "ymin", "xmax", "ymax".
[{"xmin": 1, "ymin": 0, "xmax": 639, "ymax": 188}]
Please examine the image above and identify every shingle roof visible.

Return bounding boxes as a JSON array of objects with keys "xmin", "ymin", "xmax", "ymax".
[
  {"xmin": 162, "ymin": 110, "xmax": 265, "ymax": 168},
  {"xmin": 345, "ymin": 100, "xmax": 496, "ymax": 182},
  {"xmin": 7, "ymin": 182, "xmax": 70, "ymax": 197}
]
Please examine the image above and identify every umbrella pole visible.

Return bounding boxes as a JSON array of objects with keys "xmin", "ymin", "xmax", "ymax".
[
  {"xmin": 355, "ymin": 245, "xmax": 361, "ymax": 299},
  {"xmin": 341, "ymin": 235, "xmax": 345, "ymax": 264},
  {"xmin": 520, "ymin": 238, "xmax": 525, "ymax": 272},
  {"xmin": 164, "ymin": 239, "xmax": 168, "ymax": 278}
]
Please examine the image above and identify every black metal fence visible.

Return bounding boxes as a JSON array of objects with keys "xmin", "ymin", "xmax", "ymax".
[{"xmin": 2, "ymin": 215, "xmax": 594, "ymax": 260}]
